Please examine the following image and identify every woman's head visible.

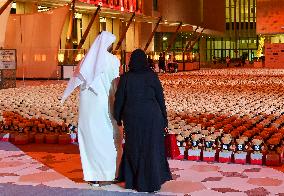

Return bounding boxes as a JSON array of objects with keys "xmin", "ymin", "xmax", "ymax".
[{"xmin": 128, "ymin": 49, "xmax": 149, "ymax": 71}]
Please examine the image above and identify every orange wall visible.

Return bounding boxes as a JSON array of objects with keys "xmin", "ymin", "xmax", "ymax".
[
  {"xmin": 158, "ymin": 0, "xmax": 202, "ymax": 25},
  {"xmin": 157, "ymin": 0, "xmax": 225, "ymax": 33},
  {"xmin": 203, "ymin": 0, "xmax": 225, "ymax": 33},
  {"xmin": 257, "ymin": 0, "xmax": 284, "ymax": 34}
]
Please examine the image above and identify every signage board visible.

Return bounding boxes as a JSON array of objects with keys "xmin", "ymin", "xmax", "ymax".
[{"xmin": 0, "ymin": 49, "xmax": 16, "ymax": 70}]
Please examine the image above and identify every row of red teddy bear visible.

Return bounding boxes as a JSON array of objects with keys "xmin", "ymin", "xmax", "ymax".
[
  {"xmin": 0, "ymin": 112, "xmax": 78, "ymax": 144},
  {"xmin": 166, "ymin": 130, "xmax": 284, "ymax": 166},
  {"xmin": 171, "ymin": 112, "xmax": 284, "ymax": 153}
]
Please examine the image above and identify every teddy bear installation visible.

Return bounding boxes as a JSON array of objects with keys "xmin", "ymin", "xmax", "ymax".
[{"xmin": 1, "ymin": 69, "xmax": 284, "ymax": 166}]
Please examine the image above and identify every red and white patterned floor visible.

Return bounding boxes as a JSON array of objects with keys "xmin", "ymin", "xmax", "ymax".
[{"xmin": 0, "ymin": 141, "xmax": 283, "ymax": 195}]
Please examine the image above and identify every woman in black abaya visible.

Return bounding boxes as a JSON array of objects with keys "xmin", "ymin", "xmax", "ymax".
[{"xmin": 114, "ymin": 49, "xmax": 172, "ymax": 192}]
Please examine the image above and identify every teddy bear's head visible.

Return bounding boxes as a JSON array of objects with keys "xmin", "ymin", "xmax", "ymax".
[
  {"xmin": 191, "ymin": 133, "xmax": 202, "ymax": 141},
  {"xmin": 267, "ymin": 137, "xmax": 280, "ymax": 151},
  {"xmin": 181, "ymin": 130, "xmax": 191, "ymax": 138},
  {"xmin": 205, "ymin": 135, "xmax": 214, "ymax": 142},
  {"xmin": 221, "ymin": 134, "xmax": 232, "ymax": 144},
  {"xmin": 236, "ymin": 138, "xmax": 245, "ymax": 145},
  {"xmin": 252, "ymin": 137, "xmax": 263, "ymax": 145},
  {"xmin": 176, "ymin": 134, "xmax": 185, "ymax": 142},
  {"xmin": 201, "ymin": 129, "xmax": 209, "ymax": 136},
  {"xmin": 240, "ymin": 136, "xmax": 248, "ymax": 142}
]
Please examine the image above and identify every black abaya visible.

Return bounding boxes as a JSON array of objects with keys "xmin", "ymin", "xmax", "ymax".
[{"xmin": 114, "ymin": 49, "xmax": 172, "ymax": 192}]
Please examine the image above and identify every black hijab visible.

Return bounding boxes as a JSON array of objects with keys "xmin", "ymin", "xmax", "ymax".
[{"xmin": 128, "ymin": 49, "xmax": 150, "ymax": 72}]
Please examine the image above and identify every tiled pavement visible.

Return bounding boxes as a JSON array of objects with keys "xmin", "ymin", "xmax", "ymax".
[{"xmin": 0, "ymin": 142, "xmax": 284, "ymax": 196}]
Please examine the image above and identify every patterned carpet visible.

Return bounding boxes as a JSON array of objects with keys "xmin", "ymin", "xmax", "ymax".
[
  {"xmin": 16, "ymin": 143, "xmax": 84, "ymax": 183},
  {"xmin": 0, "ymin": 142, "xmax": 152, "ymax": 196},
  {"xmin": 0, "ymin": 142, "xmax": 281, "ymax": 195}
]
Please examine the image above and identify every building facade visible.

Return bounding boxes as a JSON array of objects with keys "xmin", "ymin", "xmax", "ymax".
[
  {"xmin": 153, "ymin": 0, "xmax": 258, "ymax": 63},
  {"xmin": 6, "ymin": 0, "xmax": 283, "ymax": 75},
  {"xmin": 206, "ymin": 0, "xmax": 258, "ymax": 62}
]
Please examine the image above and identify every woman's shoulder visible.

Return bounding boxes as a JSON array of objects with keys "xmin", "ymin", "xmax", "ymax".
[
  {"xmin": 122, "ymin": 69, "xmax": 156, "ymax": 77},
  {"xmin": 119, "ymin": 72, "xmax": 132, "ymax": 81},
  {"xmin": 146, "ymin": 70, "xmax": 158, "ymax": 77}
]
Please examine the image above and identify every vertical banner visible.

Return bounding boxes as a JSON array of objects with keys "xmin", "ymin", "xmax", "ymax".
[
  {"xmin": 120, "ymin": 0, "xmax": 124, "ymax": 11},
  {"xmin": 132, "ymin": 0, "xmax": 136, "ymax": 12},
  {"xmin": 124, "ymin": 0, "xmax": 128, "ymax": 11},
  {"xmin": 5, "ymin": 6, "xmax": 70, "ymax": 78},
  {"xmin": 129, "ymin": 0, "xmax": 133, "ymax": 12}
]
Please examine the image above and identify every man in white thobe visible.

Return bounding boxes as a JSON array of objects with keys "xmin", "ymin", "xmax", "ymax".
[{"xmin": 61, "ymin": 31, "xmax": 122, "ymax": 184}]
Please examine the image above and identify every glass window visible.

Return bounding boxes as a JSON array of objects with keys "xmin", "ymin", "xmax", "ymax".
[
  {"xmin": 231, "ymin": 6, "xmax": 235, "ymax": 20},
  {"xmin": 215, "ymin": 41, "xmax": 222, "ymax": 49},
  {"xmin": 153, "ymin": 0, "xmax": 158, "ymax": 11},
  {"xmin": 216, "ymin": 50, "xmax": 221, "ymax": 57},
  {"xmin": 226, "ymin": 50, "xmax": 230, "ymax": 57},
  {"xmin": 236, "ymin": 6, "xmax": 239, "ymax": 22},
  {"xmin": 226, "ymin": 0, "xmax": 230, "ymax": 7},
  {"xmin": 226, "ymin": 7, "xmax": 230, "ymax": 22},
  {"xmin": 226, "ymin": 41, "xmax": 231, "ymax": 48},
  {"xmin": 207, "ymin": 41, "xmax": 211, "ymax": 49},
  {"xmin": 250, "ymin": 0, "xmax": 254, "ymax": 7},
  {"xmin": 226, "ymin": 23, "xmax": 230, "ymax": 30}
]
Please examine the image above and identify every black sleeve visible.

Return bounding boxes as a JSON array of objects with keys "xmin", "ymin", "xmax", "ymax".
[
  {"xmin": 153, "ymin": 73, "xmax": 168, "ymax": 127},
  {"xmin": 114, "ymin": 74, "xmax": 127, "ymax": 126}
]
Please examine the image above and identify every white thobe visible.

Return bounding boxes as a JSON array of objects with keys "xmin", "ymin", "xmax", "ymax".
[{"xmin": 77, "ymin": 57, "xmax": 121, "ymax": 181}]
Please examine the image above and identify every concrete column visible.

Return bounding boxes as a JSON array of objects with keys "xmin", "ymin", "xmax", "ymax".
[
  {"xmin": 120, "ymin": 20, "xmax": 126, "ymax": 51},
  {"xmin": 140, "ymin": 22, "xmax": 153, "ymax": 52},
  {"xmin": 199, "ymin": 37, "xmax": 206, "ymax": 63},
  {"xmin": 134, "ymin": 22, "xmax": 141, "ymax": 49},
  {"xmin": 77, "ymin": 18, "xmax": 82, "ymax": 46},
  {"xmin": 81, "ymin": 13, "xmax": 99, "ymax": 50},
  {"xmin": 60, "ymin": 12, "xmax": 70, "ymax": 49},
  {"xmin": 16, "ymin": 2, "xmax": 37, "ymax": 14},
  {"xmin": 126, "ymin": 23, "xmax": 135, "ymax": 52},
  {"xmin": 125, "ymin": 21, "xmax": 142, "ymax": 52},
  {"xmin": 81, "ymin": 14, "xmax": 89, "ymax": 49},
  {"xmin": 106, "ymin": 18, "xmax": 113, "ymax": 33},
  {"xmin": 112, "ymin": 18, "xmax": 120, "ymax": 46}
]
